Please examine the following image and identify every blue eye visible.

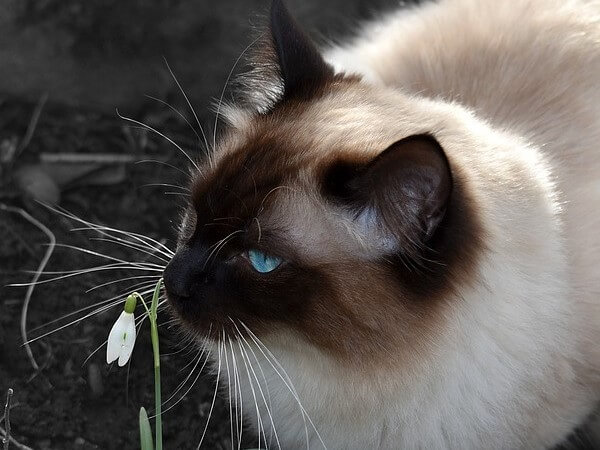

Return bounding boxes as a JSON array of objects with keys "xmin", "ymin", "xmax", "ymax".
[{"xmin": 247, "ymin": 250, "xmax": 282, "ymax": 273}]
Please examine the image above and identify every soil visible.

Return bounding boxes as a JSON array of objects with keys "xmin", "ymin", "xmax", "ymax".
[
  {"xmin": 0, "ymin": 97, "xmax": 242, "ymax": 449},
  {"xmin": 0, "ymin": 0, "xmax": 405, "ymax": 112}
]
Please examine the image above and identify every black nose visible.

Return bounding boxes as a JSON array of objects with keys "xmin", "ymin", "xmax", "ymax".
[{"xmin": 163, "ymin": 245, "xmax": 213, "ymax": 300}]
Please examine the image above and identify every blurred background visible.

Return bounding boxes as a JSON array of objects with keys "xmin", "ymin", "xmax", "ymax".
[{"xmin": 0, "ymin": 1, "xmax": 417, "ymax": 449}]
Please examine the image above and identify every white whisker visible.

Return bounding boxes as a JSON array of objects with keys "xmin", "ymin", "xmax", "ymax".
[
  {"xmin": 212, "ymin": 35, "xmax": 263, "ymax": 154},
  {"xmin": 258, "ymin": 185, "xmax": 298, "ymax": 215},
  {"xmin": 12, "ymin": 264, "xmax": 163, "ymax": 288},
  {"xmin": 234, "ymin": 337, "xmax": 274, "ymax": 447},
  {"xmin": 155, "ymin": 358, "xmax": 209, "ymax": 417},
  {"xmin": 144, "ymin": 94, "xmax": 206, "ymax": 149},
  {"xmin": 25, "ymin": 286, "xmax": 157, "ymax": 345},
  {"xmin": 197, "ymin": 333, "xmax": 223, "ymax": 449},
  {"xmin": 135, "ymin": 159, "xmax": 191, "ymax": 178},
  {"xmin": 240, "ymin": 322, "xmax": 328, "ymax": 450},
  {"xmin": 161, "ymin": 335, "xmax": 196, "ymax": 357},
  {"xmin": 73, "ymin": 226, "xmax": 174, "ymax": 259},
  {"xmin": 141, "ymin": 183, "xmax": 191, "ymax": 192},
  {"xmin": 235, "ymin": 334, "xmax": 267, "ymax": 450},
  {"xmin": 117, "ymin": 111, "xmax": 201, "ymax": 172},
  {"xmin": 89, "ymin": 237, "xmax": 171, "ymax": 264},
  {"xmin": 28, "ymin": 280, "xmax": 159, "ymax": 334},
  {"xmin": 223, "ymin": 333, "xmax": 235, "ymax": 450},
  {"xmin": 43, "ymin": 242, "xmax": 165, "ymax": 268},
  {"xmin": 176, "ymin": 347, "xmax": 204, "ymax": 374},
  {"xmin": 160, "ymin": 350, "xmax": 207, "ymax": 411},
  {"xmin": 227, "ymin": 335, "xmax": 244, "ymax": 450},
  {"xmin": 85, "ymin": 275, "xmax": 162, "ymax": 293},
  {"xmin": 233, "ymin": 325, "xmax": 282, "ymax": 450},
  {"xmin": 163, "ymin": 58, "xmax": 212, "ymax": 167},
  {"xmin": 202, "ymin": 230, "xmax": 244, "ymax": 271},
  {"xmin": 43, "ymin": 203, "xmax": 175, "ymax": 258},
  {"xmin": 82, "ymin": 339, "xmax": 109, "ymax": 366}
]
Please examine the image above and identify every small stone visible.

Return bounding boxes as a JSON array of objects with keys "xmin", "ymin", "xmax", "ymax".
[
  {"xmin": 87, "ymin": 363, "xmax": 104, "ymax": 397},
  {"xmin": 15, "ymin": 164, "xmax": 60, "ymax": 204}
]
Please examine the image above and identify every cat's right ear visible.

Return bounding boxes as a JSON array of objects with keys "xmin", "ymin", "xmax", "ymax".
[
  {"xmin": 238, "ymin": 0, "xmax": 335, "ymax": 111},
  {"xmin": 269, "ymin": 0, "xmax": 334, "ymax": 99},
  {"xmin": 323, "ymin": 134, "xmax": 453, "ymax": 257}
]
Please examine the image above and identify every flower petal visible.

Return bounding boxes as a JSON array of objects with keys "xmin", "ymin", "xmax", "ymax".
[
  {"xmin": 117, "ymin": 313, "xmax": 137, "ymax": 367},
  {"xmin": 106, "ymin": 311, "xmax": 129, "ymax": 364}
]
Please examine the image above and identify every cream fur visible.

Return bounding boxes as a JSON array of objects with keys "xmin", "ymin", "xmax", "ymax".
[{"xmin": 213, "ymin": 0, "xmax": 600, "ymax": 448}]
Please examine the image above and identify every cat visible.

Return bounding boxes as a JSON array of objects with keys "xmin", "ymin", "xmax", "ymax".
[{"xmin": 162, "ymin": 0, "xmax": 600, "ymax": 448}]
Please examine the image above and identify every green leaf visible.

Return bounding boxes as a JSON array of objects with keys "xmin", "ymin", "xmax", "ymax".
[{"xmin": 139, "ymin": 407, "xmax": 154, "ymax": 450}]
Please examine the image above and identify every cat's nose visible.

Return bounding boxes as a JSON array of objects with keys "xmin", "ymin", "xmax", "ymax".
[{"xmin": 163, "ymin": 245, "xmax": 213, "ymax": 301}]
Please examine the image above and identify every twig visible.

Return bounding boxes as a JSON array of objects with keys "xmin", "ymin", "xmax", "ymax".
[
  {"xmin": 2, "ymin": 389, "xmax": 12, "ymax": 450},
  {"xmin": 0, "ymin": 403, "xmax": 20, "ymax": 425},
  {"xmin": 39, "ymin": 152, "xmax": 145, "ymax": 164},
  {"xmin": 0, "ymin": 391, "xmax": 30, "ymax": 450},
  {"xmin": 16, "ymin": 94, "xmax": 48, "ymax": 158},
  {"xmin": 0, "ymin": 204, "xmax": 56, "ymax": 371},
  {"xmin": 0, "ymin": 397, "xmax": 33, "ymax": 450},
  {"xmin": 25, "ymin": 341, "xmax": 53, "ymax": 384},
  {"xmin": 0, "ymin": 426, "xmax": 33, "ymax": 450}
]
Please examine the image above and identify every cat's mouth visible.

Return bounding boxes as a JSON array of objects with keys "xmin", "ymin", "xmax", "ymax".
[
  {"xmin": 164, "ymin": 291, "xmax": 239, "ymax": 342},
  {"xmin": 163, "ymin": 249, "xmax": 258, "ymax": 341},
  {"xmin": 163, "ymin": 273, "xmax": 225, "ymax": 339}
]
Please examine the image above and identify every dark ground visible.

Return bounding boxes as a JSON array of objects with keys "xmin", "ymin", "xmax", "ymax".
[
  {"xmin": 0, "ymin": 1, "xmax": 410, "ymax": 449},
  {"xmin": 0, "ymin": 99, "xmax": 238, "ymax": 449}
]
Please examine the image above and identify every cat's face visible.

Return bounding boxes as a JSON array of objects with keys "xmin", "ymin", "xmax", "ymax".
[{"xmin": 163, "ymin": 0, "xmax": 482, "ymax": 367}]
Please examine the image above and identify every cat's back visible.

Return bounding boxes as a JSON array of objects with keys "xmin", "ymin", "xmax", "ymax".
[
  {"xmin": 326, "ymin": 0, "xmax": 600, "ymax": 381},
  {"xmin": 327, "ymin": 0, "xmax": 600, "ymax": 133}
]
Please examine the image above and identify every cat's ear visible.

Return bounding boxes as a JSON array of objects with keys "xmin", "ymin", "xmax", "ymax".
[
  {"xmin": 323, "ymin": 134, "xmax": 453, "ymax": 255},
  {"xmin": 269, "ymin": 0, "xmax": 334, "ymax": 99},
  {"xmin": 237, "ymin": 0, "xmax": 335, "ymax": 110}
]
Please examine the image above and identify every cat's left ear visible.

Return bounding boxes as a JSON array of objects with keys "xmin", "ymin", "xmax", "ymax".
[
  {"xmin": 323, "ymin": 134, "xmax": 453, "ymax": 255},
  {"xmin": 269, "ymin": 0, "xmax": 335, "ymax": 99}
]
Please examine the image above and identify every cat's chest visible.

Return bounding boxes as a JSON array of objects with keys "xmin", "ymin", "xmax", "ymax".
[{"xmin": 216, "ymin": 347, "xmax": 514, "ymax": 450}]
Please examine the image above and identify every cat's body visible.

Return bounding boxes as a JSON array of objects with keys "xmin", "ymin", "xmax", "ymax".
[
  {"xmin": 163, "ymin": 0, "xmax": 600, "ymax": 448},
  {"xmin": 321, "ymin": 1, "xmax": 600, "ymax": 446}
]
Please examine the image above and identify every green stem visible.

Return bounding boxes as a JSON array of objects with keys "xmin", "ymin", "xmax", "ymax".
[{"xmin": 150, "ymin": 279, "xmax": 163, "ymax": 450}]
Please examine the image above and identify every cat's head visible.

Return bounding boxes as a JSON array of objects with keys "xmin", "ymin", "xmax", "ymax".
[{"xmin": 163, "ymin": 0, "xmax": 484, "ymax": 367}]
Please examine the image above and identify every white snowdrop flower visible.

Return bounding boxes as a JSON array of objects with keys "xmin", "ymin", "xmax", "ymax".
[{"xmin": 106, "ymin": 294, "xmax": 137, "ymax": 367}]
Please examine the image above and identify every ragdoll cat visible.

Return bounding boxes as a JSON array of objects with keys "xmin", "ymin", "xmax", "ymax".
[{"xmin": 163, "ymin": 0, "xmax": 600, "ymax": 448}]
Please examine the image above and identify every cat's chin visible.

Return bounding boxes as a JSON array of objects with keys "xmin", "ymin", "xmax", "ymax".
[
  {"xmin": 164, "ymin": 297, "xmax": 217, "ymax": 339},
  {"xmin": 163, "ymin": 285, "xmax": 240, "ymax": 339},
  {"xmin": 166, "ymin": 307, "xmax": 225, "ymax": 341},
  {"xmin": 165, "ymin": 296, "xmax": 277, "ymax": 347}
]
